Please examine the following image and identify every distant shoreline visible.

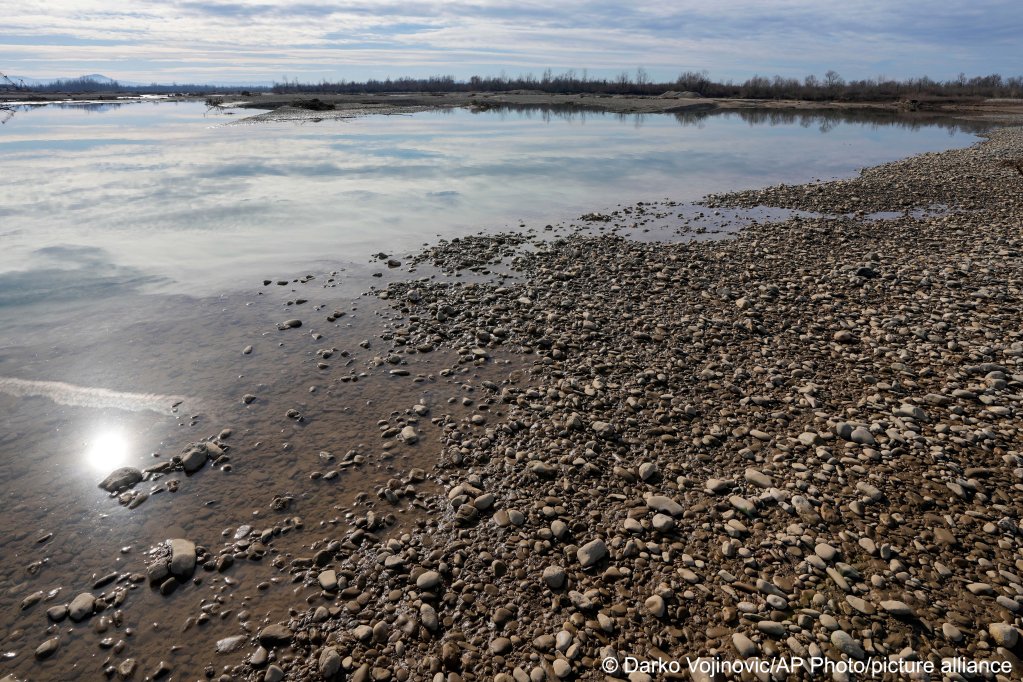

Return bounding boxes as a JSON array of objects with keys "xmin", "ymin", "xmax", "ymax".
[{"xmin": 5, "ymin": 91, "xmax": 1023, "ymax": 124}]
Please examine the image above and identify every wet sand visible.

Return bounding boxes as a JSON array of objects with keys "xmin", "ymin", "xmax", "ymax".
[{"xmin": 1, "ymin": 119, "xmax": 1022, "ymax": 681}]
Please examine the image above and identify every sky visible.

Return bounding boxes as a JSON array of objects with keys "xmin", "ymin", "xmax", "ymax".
[{"xmin": 2, "ymin": 0, "xmax": 1021, "ymax": 85}]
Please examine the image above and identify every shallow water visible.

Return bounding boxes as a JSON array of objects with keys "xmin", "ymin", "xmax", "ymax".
[{"xmin": 0, "ymin": 101, "xmax": 994, "ymax": 680}]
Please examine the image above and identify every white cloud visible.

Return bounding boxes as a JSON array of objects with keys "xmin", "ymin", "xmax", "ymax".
[{"xmin": 2, "ymin": 0, "xmax": 1019, "ymax": 82}]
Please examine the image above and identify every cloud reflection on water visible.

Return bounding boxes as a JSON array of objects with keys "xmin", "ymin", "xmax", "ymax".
[
  {"xmin": 0, "ymin": 245, "xmax": 166, "ymax": 306},
  {"xmin": 0, "ymin": 101, "xmax": 989, "ymax": 306}
]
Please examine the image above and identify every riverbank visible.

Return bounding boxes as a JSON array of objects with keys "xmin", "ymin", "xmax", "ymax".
[
  {"xmin": 212, "ymin": 92, "xmax": 1023, "ymax": 125},
  {"xmin": 228, "ymin": 126, "xmax": 1023, "ymax": 680},
  {"xmin": 3, "ymin": 114, "xmax": 1021, "ymax": 682},
  {"xmin": 7, "ymin": 90, "xmax": 1021, "ymax": 125}
]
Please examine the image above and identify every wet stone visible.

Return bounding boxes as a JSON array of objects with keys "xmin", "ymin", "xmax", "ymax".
[
  {"xmin": 169, "ymin": 538, "xmax": 196, "ymax": 578},
  {"xmin": 68, "ymin": 592, "xmax": 95, "ymax": 622},
  {"xmin": 99, "ymin": 467, "xmax": 143, "ymax": 493},
  {"xmin": 34, "ymin": 636, "xmax": 60, "ymax": 659},
  {"xmin": 217, "ymin": 635, "xmax": 248, "ymax": 654},
  {"xmin": 258, "ymin": 624, "xmax": 293, "ymax": 647}
]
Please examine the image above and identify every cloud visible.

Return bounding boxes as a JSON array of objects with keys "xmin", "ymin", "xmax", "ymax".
[{"xmin": 1, "ymin": 0, "xmax": 1020, "ymax": 83}]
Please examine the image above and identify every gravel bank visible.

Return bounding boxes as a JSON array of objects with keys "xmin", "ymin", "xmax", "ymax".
[
  {"xmin": 15, "ymin": 125, "xmax": 1018, "ymax": 682},
  {"xmin": 224, "ymin": 129, "xmax": 1023, "ymax": 681}
]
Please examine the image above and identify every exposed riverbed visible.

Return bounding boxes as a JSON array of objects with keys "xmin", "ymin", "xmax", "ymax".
[{"xmin": 0, "ymin": 103, "xmax": 1019, "ymax": 681}]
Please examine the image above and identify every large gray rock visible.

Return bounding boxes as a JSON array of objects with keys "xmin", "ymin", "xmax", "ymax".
[
  {"xmin": 99, "ymin": 467, "xmax": 142, "ymax": 493},
  {"xmin": 169, "ymin": 538, "xmax": 196, "ymax": 578}
]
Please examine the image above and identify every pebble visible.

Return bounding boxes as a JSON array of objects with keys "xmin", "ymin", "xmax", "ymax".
[
  {"xmin": 757, "ymin": 621, "xmax": 786, "ymax": 637},
  {"xmin": 651, "ymin": 513, "xmax": 675, "ymax": 532},
  {"xmin": 98, "ymin": 467, "xmax": 143, "ymax": 493},
  {"xmin": 644, "ymin": 594, "xmax": 666, "ymax": 618},
  {"xmin": 988, "ymin": 623, "xmax": 1018, "ymax": 648},
  {"xmin": 830, "ymin": 630, "xmax": 865, "ymax": 660},
  {"xmin": 490, "ymin": 637, "xmax": 512, "ymax": 655},
  {"xmin": 179, "ymin": 445, "xmax": 207, "ymax": 474},
  {"xmin": 318, "ymin": 570, "xmax": 338, "ymax": 591},
  {"xmin": 576, "ymin": 539, "xmax": 608, "ymax": 568},
  {"xmin": 46, "ymin": 605, "xmax": 68, "ymax": 622},
  {"xmin": 319, "ymin": 647, "xmax": 341, "ymax": 678},
  {"xmin": 400, "ymin": 426, "xmax": 419, "ymax": 443},
  {"xmin": 216, "ymin": 635, "xmax": 248, "ymax": 654},
  {"xmin": 34, "ymin": 636, "xmax": 60, "ymax": 659},
  {"xmin": 744, "ymin": 468, "xmax": 773, "ymax": 488},
  {"xmin": 731, "ymin": 633, "xmax": 758, "ymax": 658},
  {"xmin": 67, "ymin": 592, "xmax": 95, "ymax": 622},
  {"xmin": 814, "ymin": 543, "xmax": 839, "ymax": 562},
  {"xmin": 258, "ymin": 624, "xmax": 293, "ymax": 647},
  {"xmin": 638, "ymin": 462, "xmax": 658, "ymax": 481},
  {"xmin": 416, "ymin": 570, "xmax": 442, "ymax": 590},
  {"xmin": 849, "ymin": 426, "xmax": 875, "ymax": 445},
  {"xmin": 542, "ymin": 565, "xmax": 566, "ymax": 589},
  {"xmin": 880, "ymin": 600, "xmax": 915, "ymax": 618},
  {"xmin": 645, "ymin": 495, "xmax": 683, "ymax": 516},
  {"xmin": 169, "ymin": 538, "xmax": 197, "ymax": 578}
]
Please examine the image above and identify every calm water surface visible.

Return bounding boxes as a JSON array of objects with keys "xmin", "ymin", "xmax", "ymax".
[
  {"xmin": 0, "ymin": 101, "xmax": 987, "ymax": 308},
  {"xmin": 0, "ymin": 101, "xmax": 992, "ymax": 680}
]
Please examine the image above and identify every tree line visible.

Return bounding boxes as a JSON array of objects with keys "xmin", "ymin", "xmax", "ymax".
[
  {"xmin": 271, "ymin": 69, "xmax": 1023, "ymax": 101},
  {"xmin": 7, "ymin": 69, "xmax": 1023, "ymax": 101}
]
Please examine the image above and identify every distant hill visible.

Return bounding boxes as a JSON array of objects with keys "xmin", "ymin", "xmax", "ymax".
[
  {"xmin": 9, "ymin": 73, "xmax": 124, "ymax": 86},
  {"xmin": 79, "ymin": 74, "xmax": 119, "ymax": 85},
  {"xmin": 5, "ymin": 74, "xmax": 267, "ymax": 93}
]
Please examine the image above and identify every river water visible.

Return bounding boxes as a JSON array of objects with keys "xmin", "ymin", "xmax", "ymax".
[{"xmin": 0, "ymin": 101, "xmax": 992, "ymax": 680}]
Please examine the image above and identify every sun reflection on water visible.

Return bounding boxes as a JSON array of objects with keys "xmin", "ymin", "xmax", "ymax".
[{"xmin": 84, "ymin": 429, "xmax": 131, "ymax": 471}]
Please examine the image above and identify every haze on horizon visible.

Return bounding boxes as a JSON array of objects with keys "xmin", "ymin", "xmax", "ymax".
[{"xmin": 3, "ymin": 0, "xmax": 1020, "ymax": 85}]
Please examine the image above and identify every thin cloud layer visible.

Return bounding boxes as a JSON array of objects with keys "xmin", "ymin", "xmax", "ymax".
[{"xmin": 2, "ymin": 0, "xmax": 1019, "ymax": 83}]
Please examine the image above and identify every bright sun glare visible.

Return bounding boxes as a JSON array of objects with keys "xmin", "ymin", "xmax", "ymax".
[{"xmin": 84, "ymin": 430, "xmax": 131, "ymax": 471}]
